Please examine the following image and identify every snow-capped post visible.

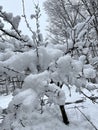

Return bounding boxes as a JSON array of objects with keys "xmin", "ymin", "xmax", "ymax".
[
  {"xmin": 57, "ymin": 82, "xmax": 69, "ymax": 125},
  {"xmin": 49, "ymin": 80, "xmax": 69, "ymax": 125},
  {"xmin": 60, "ymin": 105, "xmax": 69, "ymax": 125}
]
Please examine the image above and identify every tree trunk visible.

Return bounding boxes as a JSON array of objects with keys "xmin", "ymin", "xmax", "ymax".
[{"xmin": 59, "ymin": 105, "xmax": 69, "ymax": 125}]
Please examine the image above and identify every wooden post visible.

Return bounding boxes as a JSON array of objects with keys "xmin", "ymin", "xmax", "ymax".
[{"xmin": 59, "ymin": 105, "xmax": 69, "ymax": 125}]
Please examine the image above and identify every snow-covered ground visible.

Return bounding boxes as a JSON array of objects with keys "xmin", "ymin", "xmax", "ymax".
[
  {"xmin": 0, "ymin": 87, "xmax": 98, "ymax": 130},
  {"xmin": 0, "ymin": 94, "xmax": 13, "ymax": 109},
  {"xmin": 0, "ymin": 94, "xmax": 13, "ymax": 124},
  {"xmin": 64, "ymin": 86, "xmax": 98, "ymax": 130}
]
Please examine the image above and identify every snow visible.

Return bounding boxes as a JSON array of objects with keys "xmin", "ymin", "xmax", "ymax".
[
  {"xmin": 86, "ymin": 82, "xmax": 98, "ymax": 91},
  {"xmin": 38, "ymin": 47, "xmax": 52, "ymax": 70},
  {"xmin": 12, "ymin": 16, "xmax": 21, "ymax": 29},
  {"xmin": 23, "ymin": 71, "xmax": 50, "ymax": 93},
  {"xmin": 0, "ymin": 87, "xmax": 98, "ymax": 130},
  {"xmin": 0, "ymin": 45, "xmax": 64, "ymax": 77},
  {"xmin": 71, "ymin": 60, "xmax": 83, "ymax": 76},
  {"xmin": 0, "ymin": 94, "xmax": 13, "ymax": 109},
  {"xmin": 0, "ymin": 94, "xmax": 13, "ymax": 124},
  {"xmin": 0, "ymin": 42, "xmax": 98, "ymax": 129},
  {"xmin": 12, "ymin": 89, "xmax": 36, "ymax": 105},
  {"xmin": 46, "ymin": 83, "xmax": 65, "ymax": 105},
  {"xmin": 0, "ymin": 1, "xmax": 98, "ymax": 130},
  {"xmin": 46, "ymin": 46, "xmax": 63, "ymax": 61},
  {"xmin": 0, "ymin": 22, "xmax": 4, "ymax": 29},
  {"xmin": 83, "ymin": 68, "xmax": 96, "ymax": 79},
  {"xmin": 74, "ymin": 22, "xmax": 85, "ymax": 34},
  {"xmin": 57, "ymin": 55, "xmax": 72, "ymax": 80},
  {"xmin": 63, "ymin": 85, "xmax": 98, "ymax": 129}
]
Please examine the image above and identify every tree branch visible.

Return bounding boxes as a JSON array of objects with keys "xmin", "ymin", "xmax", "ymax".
[{"xmin": 0, "ymin": 28, "xmax": 27, "ymax": 42}]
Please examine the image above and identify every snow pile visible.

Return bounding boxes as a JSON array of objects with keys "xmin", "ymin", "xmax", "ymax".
[
  {"xmin": 1, "ymin": 86, "xmax": 98, "ymax": 130},
  {"xmin": 0, "ymin": 45, "xmax": 64, "ymax": 77},
  {"xmin": 47, "ymin": 83, "xmax": 65, "ymax": 105},
  {"xmin": 23, "ymin": 71, "xmax": 50, "ymax": 94},
  {"xmin": 53, "ymin": 55, "xmax": 72, "ymax": 82},
  {"xmin": 71, "ymin": 60, "xmax": 83, "ymax": 76},
  {"xmin": 3, "ymin": 11, "xmax": 21, "ymax": 30},
  {"xmin": 83, "ymin": 68, "xmax": 96, "ymax": 79},
  {"xmin": 38, "ymin": 47, "xmax": 52, "ymax": 71},
  {"xmin": 1, "ymin": 104, "xmax": 67, "ymax": 130},
  {"xmin": 23, "ymin": 71, "xmax": 65, "ymax": 105},
  {"xmin": 0, "ymin": 2, "xmax": 98, "ymax": 130},
  {"xmin": 0, "ymin": 94, "xmax": 13, "ymax": 109},
  {"xmin": 86, "ymin": 82, "xmax": 98, "ymax": 91},
  {"xmin": 1, "ymin": 70, "xmax": 66, "ymax": 130}
]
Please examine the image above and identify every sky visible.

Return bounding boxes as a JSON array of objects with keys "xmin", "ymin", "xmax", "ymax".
[{"xmin": 0, "ymin": 0, "xmax": 48, "ymax": 38}]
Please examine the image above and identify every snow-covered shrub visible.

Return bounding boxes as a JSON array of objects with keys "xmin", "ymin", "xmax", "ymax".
[
  {"xmin": 0, "ymin": 1, "xmax": 98, "ymax": 129},
  {"xmin": 1, "ymin": 70, "xmax": 66, "ymax": 129}
]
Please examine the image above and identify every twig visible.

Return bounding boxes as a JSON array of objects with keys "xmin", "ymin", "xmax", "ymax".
[
  {"xmin": 20, "ymin": 119, "xmax": 25, "ymax": 127},
  {"xmin": 0, "ymin": 10, "xmax": 27, "ymax": 42},
  {"xmin": 0, "ymin": 28, "xmax": 27, "ymax": 42},
  {"xmin": 65, "ymin": 99, "xmax": 85, "ymax": 105},
  {"xmin": 3, "ymin": 66, "xmax": 26, "ymax": 76},
  {"xmin": 0, "ymin": 10, "xmax": 21, "ymax": 37},
  {"xmin": 80, "ymin": 90, "xmax": 98, "ymax": 104},
  {"xmin": 21, "ymin": 0, "xmax": 40, "ymax": 71},
  {"xmin": 22, "ymin": 0, "xmax": 35, "ymax": 36},
  {"xmin": 67, "ymin": 105, "xmax": 86, "ymax": 109},
  {"xmin": 0, "ymin": 117, "xmax": 4, "ymax": 120}
]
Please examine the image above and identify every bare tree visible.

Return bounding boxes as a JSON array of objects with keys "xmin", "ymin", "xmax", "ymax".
[
  {"xmin": 81, "ymin": 0, "xmax": 98, "ymax": 37},
  {"xmin": 44, "ymin": 0, "xmax": 83, "ymax": 44}
]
